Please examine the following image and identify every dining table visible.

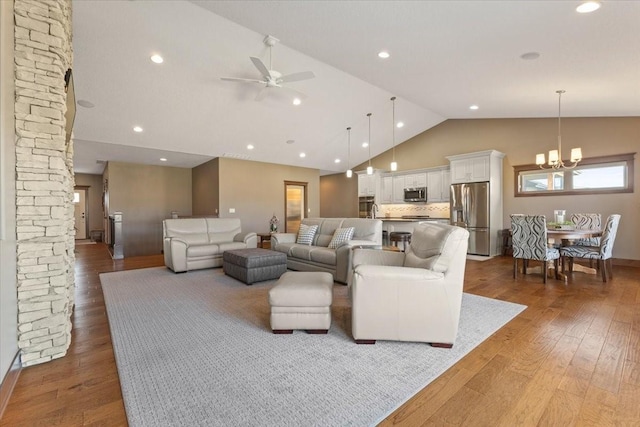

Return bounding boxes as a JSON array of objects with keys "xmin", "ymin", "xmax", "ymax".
[{"xmin": 543, "ymin": 228, "xmax": 603, "ymax": 282}]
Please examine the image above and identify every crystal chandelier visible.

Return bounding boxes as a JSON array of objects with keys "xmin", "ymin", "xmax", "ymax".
[{"xmin": 536, "ymin": 90, "xmax": 582, "ymax": 169}]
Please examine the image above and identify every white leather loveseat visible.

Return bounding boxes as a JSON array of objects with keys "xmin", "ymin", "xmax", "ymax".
[
  {"xmin": 163, "ymin": 218, "xmax": 257, "ymax": 273},
  {"xmin": 270, "ymin": 218, "xmax": 382, "ymax": 284}
]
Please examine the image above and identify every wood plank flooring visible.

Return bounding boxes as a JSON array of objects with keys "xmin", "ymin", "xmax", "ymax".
[{"xmin": 2, "ymin": 243, "xmax": 639, "ymax": 426}]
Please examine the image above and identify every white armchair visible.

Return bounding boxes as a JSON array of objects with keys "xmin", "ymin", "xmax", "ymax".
[{"xmin": 349, "ymin": 223, "xmax": 469, "ymax": 347}]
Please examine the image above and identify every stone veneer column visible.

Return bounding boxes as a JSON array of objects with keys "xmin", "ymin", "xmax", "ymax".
[{"xmin": 14, "ymin": 0, "xmax": 75, "ymax": 366}]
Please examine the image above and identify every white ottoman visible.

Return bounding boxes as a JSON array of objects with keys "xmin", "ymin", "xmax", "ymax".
[{"xmin": 268, "ymin": 272, "xmax": 334, "ymax": 334}]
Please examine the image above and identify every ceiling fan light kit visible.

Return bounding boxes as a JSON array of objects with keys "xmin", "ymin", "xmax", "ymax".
[{"xmin": 221, "ymin": 34, "xmax": 315, "ymax": 102}]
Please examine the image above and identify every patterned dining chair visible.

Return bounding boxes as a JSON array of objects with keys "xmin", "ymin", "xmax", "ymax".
[
  {"xmin": 560, "ymin": 214, "xmax": 621, "ymax": 282},
  {"xmin": 571, "ymin": 213, "xmax": 602, "ymax": 247},
  {"xmin": 510, "ymin": 214, "xmax": 560, "ymax": 284}
]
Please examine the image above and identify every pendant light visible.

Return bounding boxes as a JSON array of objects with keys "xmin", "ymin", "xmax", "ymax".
[
  {"xmin": 366, "ymin": 113, "xmax": 373, "ymax": 175},
  {"xmin": 535, "ymin": 90, "xmax": 582, "ymax": 169},
  {"xmin": 345, "ymin": 127, "xmax": 353, "ymax": 178},
  {"xmin": 390, "ymin": 96, "xmax": 398, "ymax": 171}
]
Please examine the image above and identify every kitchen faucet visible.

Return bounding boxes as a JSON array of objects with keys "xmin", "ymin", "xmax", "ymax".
[{"xmin": 371, "ymin": 203, "xmax": 379, "ymax": 219}]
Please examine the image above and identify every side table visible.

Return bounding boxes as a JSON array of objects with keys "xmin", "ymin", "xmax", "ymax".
[{"xmin": 257, "ymin": 232, "xmax": 272, "ymax": 249}]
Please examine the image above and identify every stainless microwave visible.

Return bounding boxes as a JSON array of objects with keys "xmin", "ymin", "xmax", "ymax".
[{"xmin": 404, "ymin": 187, "xmax": 427, "ymax": 202}]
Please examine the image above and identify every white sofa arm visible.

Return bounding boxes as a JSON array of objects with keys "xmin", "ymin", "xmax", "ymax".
[
  {"xmin": 352, "ymin": 248, "xmax": 405, "ymax": 269},
  {"xmin": 165, "ymin": 237, "xmax": 189, "ymax": 273},
  {"xmin": 234, "ymin": 232, "xmax": 258, "ymax": 248},
  {"xmin": 271, "ymin": 233, "xmax": 296, "ymax": 246}
]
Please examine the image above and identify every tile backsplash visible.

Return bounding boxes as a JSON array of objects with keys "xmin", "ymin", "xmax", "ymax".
[{"xmin": 381, "ymin": 203, "xmax": 450, "ymax": 219}]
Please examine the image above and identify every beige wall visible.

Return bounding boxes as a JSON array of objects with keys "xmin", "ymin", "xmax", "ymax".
[
  {"xmin": 192, "ymin": 158, "xmax": 219, "ymax": 216},
  {"xmin": 321, "ymin": 117, "xmax": 640, "ymax": 260},
  {"xmin": 209, "ymin": 158, "xmax": 320, "ymax": 234},
  {"xmin": 75, "ymin": 173, "xmax": 104, "ymax": 235},
  {"xmin": 107, "ymin": 162, "xmax": 192, "ymax": 256},
  {"xmin": 320, "ymin": 172, "xmax": 358, "ymax": 218}
]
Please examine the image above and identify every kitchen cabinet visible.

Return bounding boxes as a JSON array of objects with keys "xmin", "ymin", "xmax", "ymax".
[
  {"xmin": 380, "ymin": 175, "xmax": 393, "ymax": 203},
  {"xmin": 427, "ymin": 171, "xmax": 443, "ymax": 202},
  {"xmin": 449, "ymin": 154, "xmax": 491, "ymax": 184},
  {"xmin": 357, "ymin": 173, "xmax": 377, "ymax": 197},
  {"xmin": 392, "ymin": 175, "xmax": 406, "ymax": 203},
  {"xmin": 426, "ymin": 169, "xmax": 451, "ymax": 202},
  {"xmin": 404, "ymin": 172, "xmax": 427, "ymax": 188}
]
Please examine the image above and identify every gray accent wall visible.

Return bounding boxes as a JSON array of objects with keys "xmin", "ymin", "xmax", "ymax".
[
  {"xmin": 193, "ymin": 157, "xmax": 320, "ymax": 235},
  {"xmin": 192, "ymin": 157, "xmax": 219, "ymax": 216},
  {"xmin": 106, "ymin": 162, "xmax": 192, "ymax": 257}
]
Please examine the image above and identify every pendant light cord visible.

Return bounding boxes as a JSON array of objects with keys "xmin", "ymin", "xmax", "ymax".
[
  {"xmin": 367, "ymin": 113, "xmax": 372, "ymax": 168},
  {"xmin": 391, "ymin": 97, "xmax": 396, "ymax": 162},
  {"xmin": 347, "ymin": 127, "xmax": 351, "ymax": 170}
]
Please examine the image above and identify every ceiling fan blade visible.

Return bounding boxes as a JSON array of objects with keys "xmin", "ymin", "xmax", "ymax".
[
  {"xmin": 250, "ymin": 57, "xmax": 271, "ymax": 79},
  {"xmin": 255, "ymin": 87, "xmax": 270, "ymax": 101},
  {"xmin": 220, "ymin": 77, "xmax": 264, "ymax": 84},
  {"xmin": 278, "ymin": 71, "xmax": 315, "ymax": 84}
]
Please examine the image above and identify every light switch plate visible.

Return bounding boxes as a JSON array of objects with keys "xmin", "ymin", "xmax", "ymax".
[{"xmin": 229, "ymin": 208, "xmax": 235, "ymax": 213}]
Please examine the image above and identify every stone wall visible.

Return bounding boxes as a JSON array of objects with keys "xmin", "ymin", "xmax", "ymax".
[{"xmin": 14, "ymin": 0, "xmax": 75, "ymax": 366}]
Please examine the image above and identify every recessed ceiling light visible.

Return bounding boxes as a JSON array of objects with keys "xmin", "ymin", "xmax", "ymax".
[
  {"xmin": 160, "ymin": 158, "xmax": 167, "ymax": 162},
  {"xmin": 469, "ymin": 105, "xmax": 479, "ymax": 110},
  {"xmin": 520, "ymin": 52, "xmax": 540, "ymax": 60},
  {"xmin": 396, "ymin": 122, "xmax": 404, "ymax": 128},
  {"xmin": 299, "ymin": 153, "xmax": 306, "ymax": 158},
  {"xmin": 334, "ymin": 159, "xmax": 341, "ymax": 163},
  {"xmin": 247, "ymin": 144, "xmax": 254, "ymax": 150},
  {"xmin": 150, "ymin": 54, "xmax": 164, "ymax": 64},
  {"xmin": 378, "ymin": 51, "xmax": 390, "ymax": 59},
  {"xmin": 133, "ymin": 126, "xmax": 143, "ymax": 132},
  {"xmin": 576, "ymin": 1, "xmax": 601, "ymax": 13},
  {"xmin": 362, "ymin": 142, "xmax": 369, "ymax": 148},
  {"xmin": 292, "ymin": 98, "xmax": 301, "ymax": 106},
  {"xmin": 77, "ymin": 99, "xmax": 94, "ymax": 108}
]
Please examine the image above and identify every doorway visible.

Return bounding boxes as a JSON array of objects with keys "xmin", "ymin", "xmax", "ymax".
[
  {"xmin": 73, "ymin": 186, "xmax": 89, "ymax": 240},
  {"xmin": 284, "ymin": 181, "xmax": 307, "ymax": 233}
]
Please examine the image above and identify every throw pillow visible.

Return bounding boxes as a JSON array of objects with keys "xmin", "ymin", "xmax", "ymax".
[
  {"xmin": 296, "ymin": 224, "xmax": 318, "ymax": 245},
  {"xmin": 328, "ymin": 227, "xmax": 355, "ymax": 249}
]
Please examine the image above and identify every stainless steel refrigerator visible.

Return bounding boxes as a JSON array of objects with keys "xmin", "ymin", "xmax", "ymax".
[{"xmin": 450, "ymin": 182, "xmax": 490, "ymax": 256}]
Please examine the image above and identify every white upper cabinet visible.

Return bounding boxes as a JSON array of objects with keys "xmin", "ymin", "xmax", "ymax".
[
  {"xmin": 357, "ymin": 173, "xmax": 377, "ymax": 197},
  {"xmin": 392, "ymin": 175, "xmax": 406, "ymax": 203},
  {"xmin": 380, "ymin": 175, "xmax": 393, "ymax": 203},
  {"xmin": 427, "ymin": 170, "xmax": 443, "ymax": 202},
  {"xmin": 447, "ymin": 150, "xmax": 504, "ymax": 184},
  {"xmin": 404, "ymin": 172, "xmax": 427, "ymax": 188}
]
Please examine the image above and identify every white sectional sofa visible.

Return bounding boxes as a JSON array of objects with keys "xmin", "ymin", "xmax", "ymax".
[
  {"xmin": 270, "ymin": 218, "xmax": 382, "ymax": 284},
  {"xmin": 163, "ymin": 218, "xmax": 257, "ymax": 273}
]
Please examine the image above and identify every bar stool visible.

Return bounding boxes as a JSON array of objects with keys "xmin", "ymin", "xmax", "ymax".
[{"xmin": 389, "ymin": 231, "xmax": 412, "ymax": 252}]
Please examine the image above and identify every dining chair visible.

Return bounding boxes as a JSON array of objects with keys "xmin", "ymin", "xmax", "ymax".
[
  {"xmin": 510, "ymin": 214, "xmax": 560, "ymax": 284},
  {"xmin": 560, "ymin": 214, "xmax": 621, "ymax": 282},
  {"xmin": 570, "ymin": 213, "xmax": 602, "ymax": 247}
]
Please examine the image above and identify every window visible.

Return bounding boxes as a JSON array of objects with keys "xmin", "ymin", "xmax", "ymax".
[{"xmin": 514, "ymin": 153, "xmax": 634, "ymax": 197}]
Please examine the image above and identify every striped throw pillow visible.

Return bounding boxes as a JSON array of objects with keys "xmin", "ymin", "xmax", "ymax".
[
  {"xmin": 328, "ymin": 227, "xmax": 355, "ymax": 249},
  {"xmin": 296, "ymin": 224, "xmax": 318, "ymax": 245}
]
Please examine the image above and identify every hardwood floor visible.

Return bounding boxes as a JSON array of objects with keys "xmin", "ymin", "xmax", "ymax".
[{"xmin": 2, "ymin": 243, "xmax": 639, "ymax": 426}]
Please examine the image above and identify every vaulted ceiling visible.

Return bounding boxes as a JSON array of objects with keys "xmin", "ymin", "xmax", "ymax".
[{"xmin": 71, "ymin": 1, "xmax": 640, "ymax": 175}]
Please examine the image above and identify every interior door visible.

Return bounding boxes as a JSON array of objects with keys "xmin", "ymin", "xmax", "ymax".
[
  {"xmin": 73, "ymin": 187, "xmax": 88, "ymax": 240},
  {"xmin": 284, "ymin": 181, "xmax": 307, "ymax": 233}
]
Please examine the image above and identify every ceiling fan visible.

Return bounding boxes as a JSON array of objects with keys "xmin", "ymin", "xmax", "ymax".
[{"xmin": 221, "ymin": 35, "xmax": 315, "ymax": 101}]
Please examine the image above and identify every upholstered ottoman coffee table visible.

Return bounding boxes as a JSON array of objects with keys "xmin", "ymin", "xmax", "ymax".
[
  {"xmin": 223, "ymin": 248, "xmax": 287, "ymax": 285},
  {"xmin": 268, "ymin": 271, "xmax": 334, "ymax": 334}
]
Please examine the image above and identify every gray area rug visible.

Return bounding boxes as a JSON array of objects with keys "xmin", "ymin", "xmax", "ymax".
[{"xmin": 100, "ymin": 267, "xmax": 526, "ymax": 427}]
